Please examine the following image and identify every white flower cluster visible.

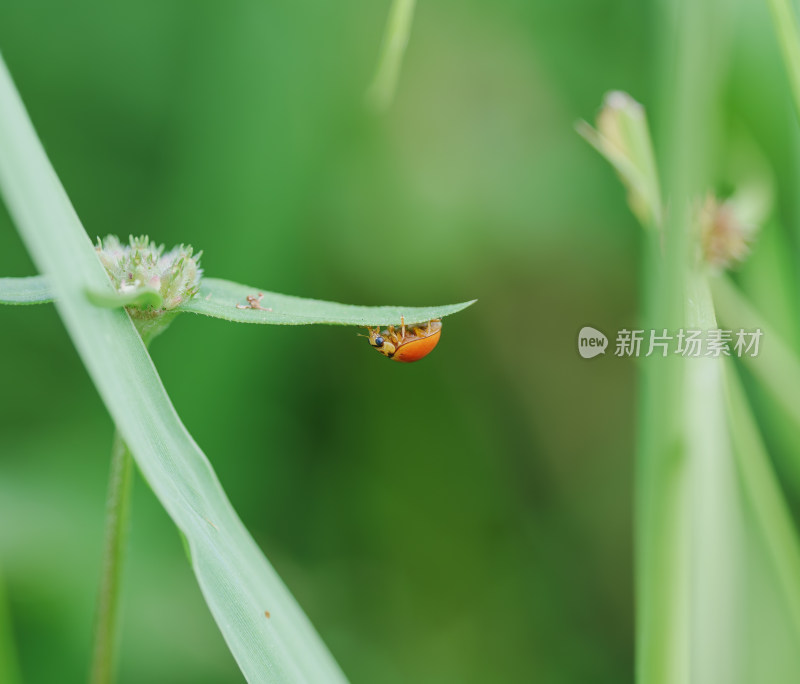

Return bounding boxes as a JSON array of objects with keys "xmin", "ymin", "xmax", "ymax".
[{"xmin": 96, "ymin": 235, "xmax": 202, "ymax": 312}]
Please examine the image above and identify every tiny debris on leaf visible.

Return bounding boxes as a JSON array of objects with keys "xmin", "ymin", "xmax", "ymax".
[{"xmin": 236, "ymin": 292, "xmax": 272, "ymax": 311}]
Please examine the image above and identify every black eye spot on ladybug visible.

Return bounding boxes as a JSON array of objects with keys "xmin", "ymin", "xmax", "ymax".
[{"xmin": 373, "ymin": 336, "xmax": 384, "ymax": 347}]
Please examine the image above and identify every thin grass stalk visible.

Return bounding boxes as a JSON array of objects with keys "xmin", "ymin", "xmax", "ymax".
[
  {"xmin": 0, "ymin": 567, "xmax": 22, "ymax": 684},
  {"xmin": 89, "ymin": 432, "xmax": 134, "ymax": 684}
]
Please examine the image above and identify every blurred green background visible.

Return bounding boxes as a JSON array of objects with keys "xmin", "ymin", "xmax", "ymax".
[{"xmin": 0, "ymin": 1, "xmax": 795, "ymax": 682}]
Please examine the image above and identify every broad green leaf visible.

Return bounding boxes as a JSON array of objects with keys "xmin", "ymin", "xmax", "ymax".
[
  {"xmin": 0, "ymin": 274, "xmax": 52, "ymax": 304},
  {"xmin": 0, "ymin": 53, "xmax": 346, "ymax": 684},
  {"xmin": 0, "ymin": 273, "xmax": 476, "ymax": 327},
  {"xmin": 180, "ymin": 277, "xmax": 475, "ymax": 326}
]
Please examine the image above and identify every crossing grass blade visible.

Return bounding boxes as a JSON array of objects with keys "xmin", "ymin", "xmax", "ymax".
[{"xmin": 0, "ymin": 53, "xmax": 346, "ymax": 684}]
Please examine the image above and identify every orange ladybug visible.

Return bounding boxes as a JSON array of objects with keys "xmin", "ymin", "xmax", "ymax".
[{"xmin": 366, "ymin": 317, "xmax": 442, "ymax": 363}]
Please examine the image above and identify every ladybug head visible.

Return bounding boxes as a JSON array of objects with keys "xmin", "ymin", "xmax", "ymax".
[{"xmin": 367, "ymin": 327, "xmax": 396, "ymax": 358}]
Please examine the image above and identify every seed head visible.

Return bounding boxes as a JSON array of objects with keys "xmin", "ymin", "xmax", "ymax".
[{"xmin": 96, "ymin": 235, "xmax": 202, "ymax": 312}]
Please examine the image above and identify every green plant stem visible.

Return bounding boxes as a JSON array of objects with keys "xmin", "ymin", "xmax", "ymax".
[
  {"xmin": 89, "ymin": 431, "xmax": 134, "ymax": 684},
  {"xmin": 765, "ymin": 0, "xmax": 800, "ymax": 120},
  {"xmin": 637, "ymin": 0, "xmax": 733, "ymax": 679}
]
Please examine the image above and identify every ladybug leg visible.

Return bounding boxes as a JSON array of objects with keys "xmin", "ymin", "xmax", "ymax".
[{"xmin": 387, "ymin": 325, "xmax": 402, "ymax": 346}]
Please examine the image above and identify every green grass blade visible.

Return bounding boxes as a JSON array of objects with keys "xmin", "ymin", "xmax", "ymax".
[
  {"xmin": 366, "ymin": 0, "xmax": 416, "ymax": 111},
  {"xmin": 725, "ymin": 361, "xmax": 800, "ymax": 641},
  {"xmin": 711, "ymin": 274, "xmax": 800, "ymax": 429},
  {"xmin": 0, "ymin": 274, "xmax": 52, "ymax": 304},
  {"xmin": 0, "ymin": 53, "xmax": 346, "ymax": 684},
  {"xmin": 637, "ymin": 282, "xmax": 747, "ymax": 684},
  {"xmin": 683, "ymin": 275, "xmax": 743, "ymax": 684},
  {"xmin": 765, "ymin": 0, "xmax": 800, "ymax": 120},
  {"xmin": 180, "ymin": 277, "xmax": 475, "ymax": 325}
]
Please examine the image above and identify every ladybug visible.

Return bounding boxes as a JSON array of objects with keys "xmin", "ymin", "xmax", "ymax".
[{"xmin": 366, "ymin": 317, "xmax": 442, "ymax": 363}]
